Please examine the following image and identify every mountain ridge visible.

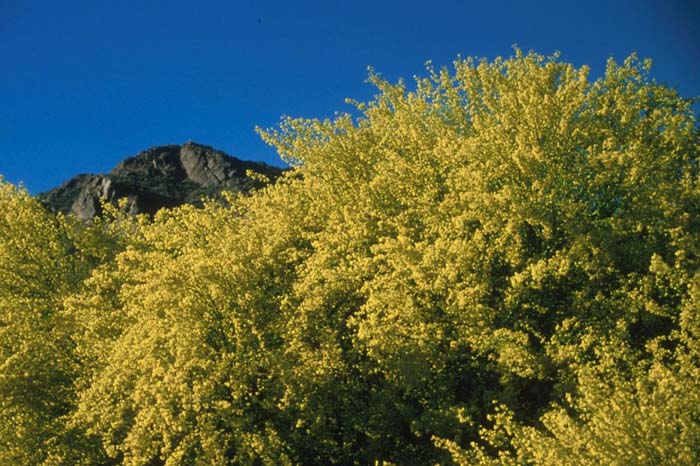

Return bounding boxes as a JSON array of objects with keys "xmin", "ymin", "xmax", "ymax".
[{"xmin": 40, "ymin": 141, "xmax": 284, "ymax": 219}]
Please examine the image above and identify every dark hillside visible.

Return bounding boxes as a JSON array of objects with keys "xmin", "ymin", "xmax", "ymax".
[{"xmin": 40, "ymin": 141, "xmax": 284, "ymax": 219}]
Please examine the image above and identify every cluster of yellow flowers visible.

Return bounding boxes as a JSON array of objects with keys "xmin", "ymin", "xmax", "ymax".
[{"xmin": 1, "ymin": 50, "xmax": 698, "ymax": 465}]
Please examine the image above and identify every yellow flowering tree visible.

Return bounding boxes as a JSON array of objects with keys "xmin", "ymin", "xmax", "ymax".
[
  {"xmin": 0, "ymin": 181, "xmax": 126, "ymax": 465},
  {"xmin": 1, "ymin": 49, "xmax": 698, "ymax": 464}
]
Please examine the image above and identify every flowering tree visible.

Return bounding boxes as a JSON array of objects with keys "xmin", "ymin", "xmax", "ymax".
[{"xmin": 1, "ymin": 50, "xmax": 698, "ymax": 464}]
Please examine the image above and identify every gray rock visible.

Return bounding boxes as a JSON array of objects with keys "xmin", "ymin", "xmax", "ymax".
[
  {"xmin": 180, "ymin": 142, "xmax": 230, "ymax": 186},
  {"xmin": 40, "ymin": 142, "xmax": 285, "ymax": 220}
]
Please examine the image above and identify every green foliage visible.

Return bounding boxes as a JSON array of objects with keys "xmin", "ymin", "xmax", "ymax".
[{"xmin": 1, "ymin": 50, "xmax": 698, "ymax": 464}]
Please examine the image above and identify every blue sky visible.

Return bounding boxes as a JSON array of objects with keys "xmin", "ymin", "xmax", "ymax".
[{"xmin": 2, "ymin": 0, "xmax": 698, "ymax": 193}]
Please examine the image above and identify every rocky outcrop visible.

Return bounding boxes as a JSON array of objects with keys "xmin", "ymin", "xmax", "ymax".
[{"xmin": 40, "ymin": 142, "xmax": 284, "ymax": 220}]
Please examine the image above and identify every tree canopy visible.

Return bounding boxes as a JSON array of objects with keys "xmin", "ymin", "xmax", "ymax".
[{"xmin": 1, "ymin": 50, "xmax": 699, "ymax": 465}]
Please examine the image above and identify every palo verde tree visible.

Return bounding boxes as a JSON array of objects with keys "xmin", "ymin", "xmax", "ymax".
[
  {"xmin": 1, "ymin": 50, "xmax": 698, "ymax": 465},
  {"xmin": 0, "ymin": 180, "xmax": 127, "ymax": 465},
  {"xmin": 257, "ymin": 50, "xmax": 700, "ymax": 463}
]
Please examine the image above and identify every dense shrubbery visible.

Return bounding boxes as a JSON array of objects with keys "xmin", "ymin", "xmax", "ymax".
[{"xmin": 1, "ymin": 51, "xmax": 699, "ymax": 465}]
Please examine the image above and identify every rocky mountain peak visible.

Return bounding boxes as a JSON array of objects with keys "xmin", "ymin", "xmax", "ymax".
[{"xmin": 40, "ymin": 142, "xmax": 284, "ymax": 220}]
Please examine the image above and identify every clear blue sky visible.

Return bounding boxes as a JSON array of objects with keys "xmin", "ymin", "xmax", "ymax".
[{"xmin": 2, "ymin": 0, "xmax": 698, "ymax": 193}]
